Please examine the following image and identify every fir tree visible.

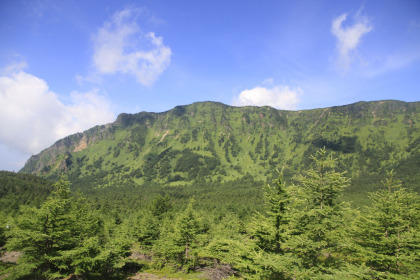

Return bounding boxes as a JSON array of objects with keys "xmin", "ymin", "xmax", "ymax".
[
  {"xmin": 353, "ymin": 170, "xmax": 420, "ymax": 279},
  {"xmin": 248, "ymin": 170, "xmax": 298, "ymax": 279},
  {"xmin": 174, "ymin": 198, "xmax": 202, "ymax": 267},
  {"xmin": 6, "ymin": 177, "xmax": 130, "ymax": 279},
  {"xmin": 287, "ymin": 148, "xmax": 353, "ymax": 278},
  {"xmin": 203, "ymin": 212, "xmax": 251, "ymax": 275},
  {"xmin": 153, "ymin": 198, "xmax": 204, "ymax": 271},
  {"xmin": 6, "ymin": 178, "xmax": 75, "ymax": 279}
]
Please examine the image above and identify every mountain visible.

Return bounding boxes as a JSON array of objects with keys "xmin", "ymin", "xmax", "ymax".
[{"xmin": 20, "ymin": 100, "xmax": 420, "ymax": 199}]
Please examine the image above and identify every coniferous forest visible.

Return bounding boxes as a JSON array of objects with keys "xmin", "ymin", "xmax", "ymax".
[
  {"xmin": 1, "ymin": 148, "xmax": 419, "ymax": 279},
  {"xmin": 2, "ymin": 0, "xmax": 420, "ymax": 277},
  {"xmin": 1, "ymin": 101, "xmax": 420, "ymax": 279}
]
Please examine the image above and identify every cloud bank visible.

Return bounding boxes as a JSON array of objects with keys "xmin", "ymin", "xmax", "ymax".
[
  {"xmin": 0, "ymin": 69, "xmax": 115, "ymax": 156},
  {"xmin": 232, "ymin": 85, "xmax": 302, "ymax": 110},
  {"xmin": 331, "ymin": 10, "xmax": 372, "ymax": 70},
  {"xmin": 92, "ymin": 8, "xmax": 171, "ymax": 86}
]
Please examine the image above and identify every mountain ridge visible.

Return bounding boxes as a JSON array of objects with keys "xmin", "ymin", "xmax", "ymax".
[
  {"xmin": 21, "ymin": 99, "xmax": 414, "ymax": 165},
  {"xmin": 20, "ymin": 100, "xmax": 420, "ymax": 198}
]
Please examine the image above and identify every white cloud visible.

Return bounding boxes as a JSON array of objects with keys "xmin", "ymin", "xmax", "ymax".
[
  {"xmin": 92, "ymin": 8, "xmax": 171, "ymax": 86},
  {"xmin": 331, "ymin": 10, "xmax": 372, "ymax": 70},
  {"xmin": 363, "ymin": 51, "xmax": 420, "ymax": 77},
  {"xmin": 0, "ymin": 68, "xmax": 115, "ymax": 157},
  {"xmin": 262, "ymin": 78, "xmax": 274, "ymax": 86},
  {"xmin": 1, "ymin": 60, "xmax": 28, "ymax": 75},
  {"xmin": 58, "ymin": 89, "xmax": 115, "ymax": 138},
  {"xmin": 232, "ymin": 85, "xmax": 302, "ymax": 110}
]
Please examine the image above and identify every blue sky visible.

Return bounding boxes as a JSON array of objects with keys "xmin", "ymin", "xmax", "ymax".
[{"xmin": 1, "ymin": 0, "xmax": 419, "ymax": 171}]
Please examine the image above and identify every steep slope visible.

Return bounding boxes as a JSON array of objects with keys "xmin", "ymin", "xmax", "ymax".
[{"xmin": 20, "ymin": 100, "xmax": 420, "ymax": 195}]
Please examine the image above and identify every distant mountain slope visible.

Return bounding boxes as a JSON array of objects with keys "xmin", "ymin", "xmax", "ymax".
[{"xmin": 20, "ymin": 100, "xmax": 420, "ymax": 195}]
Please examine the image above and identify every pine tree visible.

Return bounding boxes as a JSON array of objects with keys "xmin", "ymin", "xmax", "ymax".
[{"xmin": 353, "ymin": 170, "xmax": 420, "ymax": 279}]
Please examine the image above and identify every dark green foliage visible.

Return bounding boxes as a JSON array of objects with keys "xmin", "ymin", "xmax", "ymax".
[
  {"xmin": 135, "ymin": 210, "xmax": 160, "ymax": 246},
  {"xmin": 130, "ymin": 168, "xmax": 143, "ymax": 178},
  {"xmin": 3, "ymin": 145, "xmax": 420, "ymax": 279},
  {"xmin": 244, "ymin": 149, "xmax": 358, "ymax": 279},
  {"xmin": 264, "ymin": 137, "xmax": 270, "ymax": 159},
  {"xmin": 93, "ymin": 156, "xmax": 104, "ymax": 169},
  {"xmin": 5, "ymin": 178, "xmax": 131, "ymax": 279},
  {"xmin": 116, "ymin": 112, "xmax": 156, "ymax": 128},
  {"xmin": 19, "ymin": 101, "xmax": 420, "ymax": 205},
  {"xmin": 0, "ymin": 171, "xmax": 53, "ymax": 216},
  {"xmin": 203, "ymin": 212, "xmax": 248, "ymax": 264},
  {"xmin": 174, "ymin": 149, "xmax": 219, "ymax": 180},
  {"xmin": 172, "ymin": 105, "xmax": 187, "ymax": 117},
  {"xmin": 251, "ymin": 171, "xmax": 291, "ymax": 254},
  {"xmin": 286, "ymin": 148, "xmax": 352, "ymax": 277},
  {"xmin": 352, "ymin": 171, "xmax": 420, "ymax": 278},
  {"xmin": 255, "ymin": 135, "xmax": 263, "ymax": 155},
  {"xmin": 312, "ymin": 136, "xmax": 360, "ymax": 153},
  {"xmin": 191, "ymin": 128, "xmax": 198, "ymax": 141},
  {"xmin": 247, "ymin": 171, "xmax": 297, "ymax": 279},
  {"xmin": 130, "ymin": 126, "xmax": 147, "ymax": 147},
  {"xmin": 149, "ymin": 194, "xmax": 172, "ymax": 218},
  {"xmin": 180, "ymin": 133, "xmax": 190, "ymax": 144},
  {"xmin": 64, "ymin": 152, "xmax": 73, "ymax": 169},
  {"xmin": 153, "ymin": 198, "xmax": 206, "ymax": 271}
]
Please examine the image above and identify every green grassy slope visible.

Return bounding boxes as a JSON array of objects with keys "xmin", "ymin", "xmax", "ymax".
[{"xmin": 20, "ymin": 100, "xmax": 420, "ymax": 201}]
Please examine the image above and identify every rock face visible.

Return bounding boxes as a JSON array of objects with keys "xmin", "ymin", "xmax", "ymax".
[{"xmin": 20, "ymin": 100, "xmax": 420, "ymax": 192}]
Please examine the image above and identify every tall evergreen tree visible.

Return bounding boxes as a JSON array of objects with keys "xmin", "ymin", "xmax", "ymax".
[
  {"xmin": 6, "ymin": 177, "xmax": 130, "ymax": 279},
  {"xmin": 6, "ymin": 178, "xmax": 75, "ymax": 279},
  {"xmin": 153, "ymin": 198, "xmax": 205, "ymax": 271},
  {"xmin": 286, "ymin": 148, "xmax": 353, "ymax": 278},
  {"xmin": 253, "ymin": 170, "xmax": 291, "ymax": 253},
  {"xmin": 247, "ymin": 170, "xmax": 299, "ymax": 279},
  {"xmin": 173, "ymin": 198, "xmax": 202, "ymax": 267},
  {"xmin": 135, "ymin": 194, "xmax": 173, "ymax": 247},
  {"xmin": 353, "ymin": 170, "xmax": 420, "ymax": 279},
  {"xmin": 204, "ymin": 212, "xmax": 250, "ymax": 270}
]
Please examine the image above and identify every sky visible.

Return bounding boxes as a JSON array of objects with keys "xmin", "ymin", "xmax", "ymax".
[{"xmin": 1, "ymin": 0, "xmax": 419, "ymax": 171}]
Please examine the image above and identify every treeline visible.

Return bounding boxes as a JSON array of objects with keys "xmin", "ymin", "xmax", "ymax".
[
  {"xmin": 0, "ymin": 171, "xmax": 53, "ymax": 215},
  {"xmin": 1, "ymin": 148, "xmax": 419, "ymax": 279}
]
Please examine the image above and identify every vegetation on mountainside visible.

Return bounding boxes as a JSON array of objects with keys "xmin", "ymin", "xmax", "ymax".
[
  {"xmin": 2, "ymin": 100, "xmax": 419, "ymax": 278},
  {"xmin": 19, "ymin": 101, "xmax": 420, "ymax": 204},
  {"xmin": 1, "ymin": 149, "xmax": 419, "ymax": 279}
]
